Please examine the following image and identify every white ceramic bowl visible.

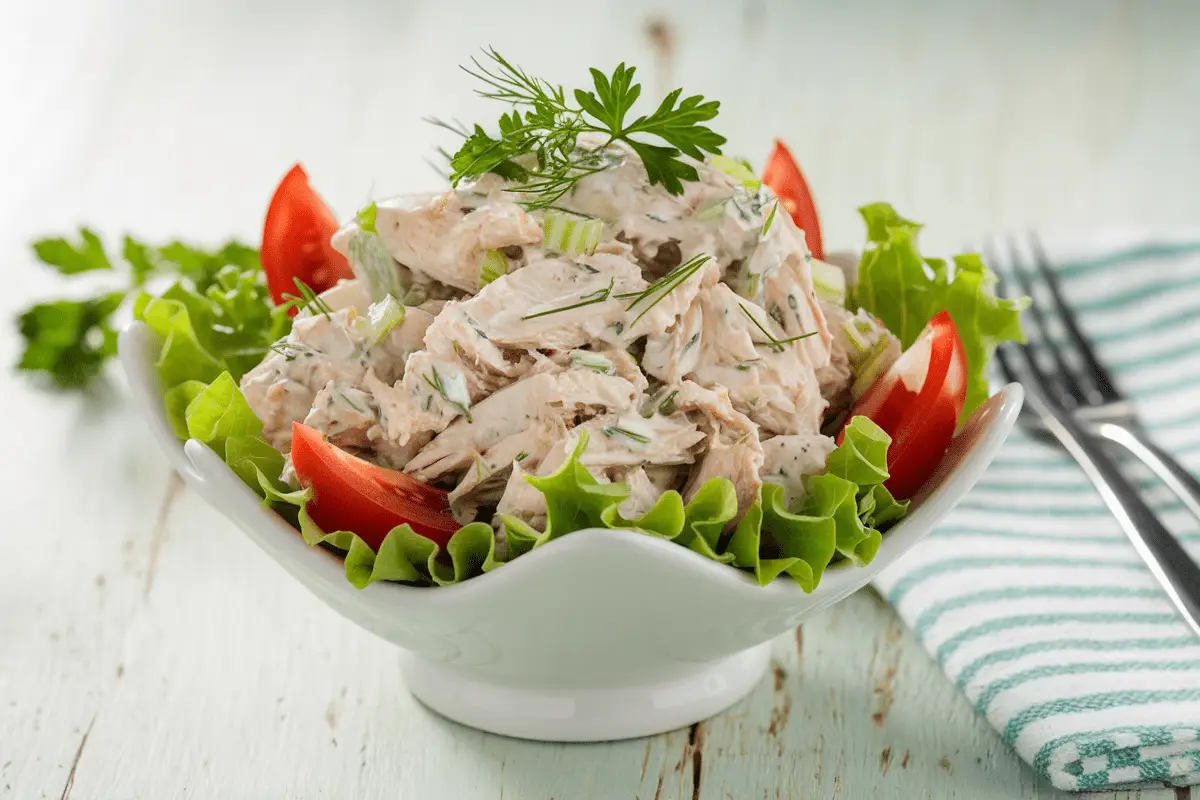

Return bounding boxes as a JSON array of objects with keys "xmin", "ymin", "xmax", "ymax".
[{"xmin": 118, "ymin": 321, "xmax": 1022, "ymax": 742}]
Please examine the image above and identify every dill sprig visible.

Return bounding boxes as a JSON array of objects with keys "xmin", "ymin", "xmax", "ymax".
[
  {"xmin": 443, "ymin": 48, "xmax": 726, "ymax": 208},
  {"xmin": 624, "ymin": 254, "xmax": 711, "ymax": 326},
  {"xmin": 762, "ymin": 202, "xmax": 779, "ymax": 236},
  {"xmin": 268, "ymin": 341, "xmax": 319, "ymax": 361},
  {"xmin": 603, "ymin": 425, "xmax": 652, "ymax": 445},
  {"xmin": 281, "ymin": 277, "xmax": 334, "ymax": 318},
  {"xmin": 521, "ymin": 278, "xmax": 615, "ymax": 321},
  {"xmin": 423, "ymin": 367, "xmax": 474, "ymax": 422},
  {"xmin": 739, "ymin": 303, "xmax": 817, "ymax": 352}
]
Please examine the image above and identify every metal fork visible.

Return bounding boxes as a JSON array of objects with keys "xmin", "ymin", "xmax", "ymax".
[
  {"xmin": 994, "ymin": 233, "xmax": 1200, "ymax": 522},
  {"xmin": 988, "ymin": 232, "xmax": 1200, "ymax": 638}
]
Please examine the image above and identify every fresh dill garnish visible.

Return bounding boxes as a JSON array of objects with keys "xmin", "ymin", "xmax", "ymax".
[
  {"xmin": 762, "ymin": 202, "xmax": 778, "ymax": 236},
  {"xmin": 521, "ymin": 278, "xmax": 614, "ymax": 320},
  {"xmin": 268, "ymin": 341, "xmax": 319, "ymax": 361},
  {"xmin": 603, "ymin": 425, "xmax": 652, "ymax": 445},
  {"xmin": 333, "ymin": 387, "xmax": 367, "ymax": 413},
  {"xmin": 738, "ymin": 303, "xmax": 817, "ymax": 352},
  {"xmin": 422, "ymin": 367, "xmax": 474, "ymax": 422},
  {"xmin": 624, "ymin": 254, "xmax": 710, "ymax": 326},
  {"xmin": 444, "ymin": 48, "xmax": 726, "ymax": 208},
  {"xmin": 281, "ymin": 277, "xmax": 334, "ymax": 318}
]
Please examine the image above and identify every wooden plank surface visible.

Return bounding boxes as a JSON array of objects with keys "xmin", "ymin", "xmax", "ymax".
[{"xmin": 2, "ymin": 1, "xmax": 1198, "ymax": 797}]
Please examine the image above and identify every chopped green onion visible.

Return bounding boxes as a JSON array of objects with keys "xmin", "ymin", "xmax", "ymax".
[
  {"xmin": 694, "ymin": 198, "xmax": 729, "ymax": 221},
  {"xmin": 811, "ymin": 259, "xmax": 847, "ymax": 305},
  {"xmin": 852, "ymin": 337, "xmax": 893, "ymax": 398},
  {"xmin": 657, "ymin": 389, "xmax": 679, "ymax": 416},
  {"xmin": 841, "ymin": 317, "xmax": 872, "ymax": 356},
  {"xmin": 515, "ymin": 450, "xmax": 530, "ymax": 463},
  {"xmin": 346, "ymin": 229, "xmax": 406, "ymax": 303},
  {"xmin": 480, "ymin": 249, "xmax": 508, "ymax": 286},
  {"xmin": 710, "ymin": 155, "xmax": 761, "ymax": 191},
  {"xmin": 541, "ymin": 210, "xmax": 603, "ymax": 256},
  {"xmin": 569, "ymin": 350, "xmax": 615, "ymax": 375},
  {"xmin": 354, "ymin": 294, "xmax": 406, "ymax": 347},
  {"xmin": 356, "ymin": 202, "xmax": 378, "ymax": 235},
  {"xmin": 742, "ymin": 271, "xmax": 762, "ymax": 300}
]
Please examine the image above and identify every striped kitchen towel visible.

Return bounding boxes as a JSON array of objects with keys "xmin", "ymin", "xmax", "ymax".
[{"xmin": 873, "ymin": 233, "xmax": 1200, "ymax": 792}]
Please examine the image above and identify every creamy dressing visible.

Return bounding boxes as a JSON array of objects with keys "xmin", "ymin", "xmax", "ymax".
[{"xmin": 244, "ymin": 141, "xmax": 846, "ymax": 525}]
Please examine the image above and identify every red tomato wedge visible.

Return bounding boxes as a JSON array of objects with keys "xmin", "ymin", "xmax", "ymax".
[
  {"xmin": 290, "ymin": 422, "xmax": 460, "ymax": 549},
  {"xmin": 262, "ymin": 164, "xmax": 353, "ymax": 307},
  {"xmin": 761, "ymin": 140, "xmax": 823, "ymax": 261},
  {"xmin": 840, "ymin": 311, "xmax": 968, "ymax": 500}
]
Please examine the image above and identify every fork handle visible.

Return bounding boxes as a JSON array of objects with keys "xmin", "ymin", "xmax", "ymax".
[
  {"xmin": 1026, "ymin": 390, "xmax": 1200, "ymax": 639},
  {"xmin": 1097, "ymin": 423, "xmax": 1200, "ymax": 525}
]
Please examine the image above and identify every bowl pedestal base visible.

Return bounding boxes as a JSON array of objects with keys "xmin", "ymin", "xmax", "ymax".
[{"xmin": 400, "ymin": 643, "xmax": 771, "ymax": 742}]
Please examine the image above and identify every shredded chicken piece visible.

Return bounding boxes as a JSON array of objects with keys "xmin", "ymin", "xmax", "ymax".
[
  {"xmin": 446, "ymin": 419, "xmax": 562, "ymax": 523},
  {"xmin": 239, "ymin": 303, "xmax": 432, "ymax": 451},
  {"xmin": 366, "ymin": 191, "xmax": 543, "ymax": 293},
  {"xmin": 760, "ymin": 434, "xmax": 837, "ymax": 508},
  {"xmin": 615, "ymin": 467, "xmax": 662, "ymax": 520},
  {"xmin": 645, "ymin": 283, "xmax": 827, "ymax": 436},
  {"xmin": 444, "ymin": 251, "xmax": 717, "ymax": 353},
  {"xmin": 495, "ymin": 441, "xmax": 571, "ymax": 528},
  {"xmin": 674, "ymin": 381, "xmax": 764, "ymax": 519},
  {"xmin": 403, "ymin": 365, "xmax": 641, "ymax": 482},
  {"xmin": 302, "ymin": 380, "xmax": 430, "ymax": 470}
]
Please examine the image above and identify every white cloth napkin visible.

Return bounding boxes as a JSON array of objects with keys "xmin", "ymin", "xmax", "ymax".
[{"xmin": 873, "ymin": 232, "xmax": 1200, "ymax": 791}]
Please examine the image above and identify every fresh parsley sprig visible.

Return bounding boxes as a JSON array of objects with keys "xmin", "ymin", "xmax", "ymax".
[
  {"xmin": 15, "ymin": 230, "xmax": 265, "ymax": 388},
  {"xmin": 445, "ymin": 49, "xmax": 726, "ymax": 208}
]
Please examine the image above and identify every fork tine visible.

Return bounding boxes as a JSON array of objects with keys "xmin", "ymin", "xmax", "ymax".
[
  {"xmin": 1004, "ymin": 234, "xmax": 1091, "ymax": 409},
  {"xmin": 1028, "ymin": 233, "xmax": 1122, "ymax": 403}
]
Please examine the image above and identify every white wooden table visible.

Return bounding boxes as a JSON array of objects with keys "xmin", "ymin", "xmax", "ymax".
[{"xmin": 3, "ymin": 1, "xmax": 1199, "ymax": 797}]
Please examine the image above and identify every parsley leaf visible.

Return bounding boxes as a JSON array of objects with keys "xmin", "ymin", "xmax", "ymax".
[
  {"xmin": 15, "ymin": 230, "xmax": 268, "ymax": 388},
  {"xmin": 446, "ymin": 49, "xmax": 726, "ymax": 206},
  {"xmin": 16, "ymin": 293, "xmax": 124, "ymax": 388},
  {"xmin": 32, "ymin": 229, "xmax": 112, "ymax": 275}
]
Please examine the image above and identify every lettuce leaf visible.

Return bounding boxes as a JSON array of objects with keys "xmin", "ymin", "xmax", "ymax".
[
  {"xmin": 728, "ymin": 416, "xmax": 907, "ymax": 590},
  {"xmin": 15, "ymin": 231, "xmax": 263, "ymax": 389},
  {"xmin": 141, "ymin": 287, "xmax": 909, "ymax": 591},
  {"xmin": 854, "ymin": 202, "xmax": 1030, "ymax": 417},
  {"xmin": 133, "ymin": 263, "xmax": 290, "ymax": 387}
]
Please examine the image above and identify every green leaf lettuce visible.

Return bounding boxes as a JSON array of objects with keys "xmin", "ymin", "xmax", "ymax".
[{"xmin": 854, "ymin": 202, "xmax": 1030, "ymax": 417}]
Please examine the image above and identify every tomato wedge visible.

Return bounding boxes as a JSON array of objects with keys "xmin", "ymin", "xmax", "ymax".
[
  {"xmin": 840, "ymin": 311, "xmax": 968, "ymax": 500},
  {"xmin": 290, "ymin": 422, "xmax": 460, "ymax": 549},
  {"xmin": 761, "ymin": 140, "xmax": 823, "ymax": 261},
  {"xmin": 262, "ymin": 164, "xmax": 353, "ymax": 307}
]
